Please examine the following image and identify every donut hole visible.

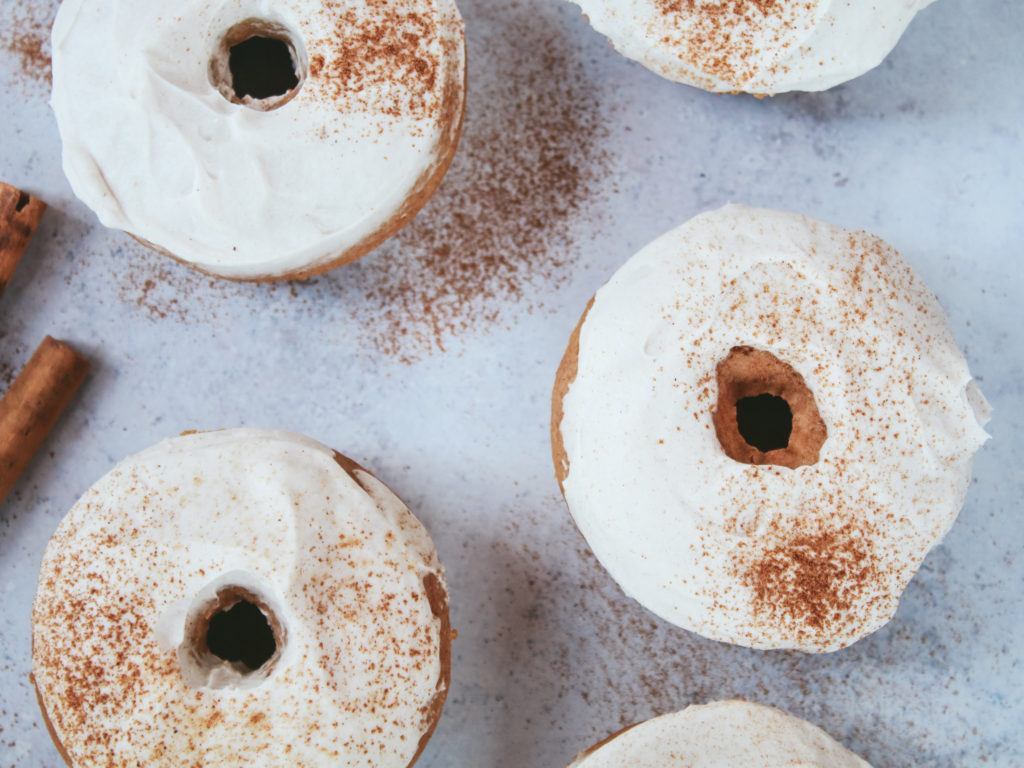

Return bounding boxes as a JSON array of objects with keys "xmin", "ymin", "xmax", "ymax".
[
  {"xmin": 211, "ymin": 20, "xmax": 306, "ymax": 111},
  {"xmin": 206, "ymin": 599, "xmax": 276, "ymax": 671},
  {"xmin": 229, "ymin": 36, "xmax": 299, "ymax": 100},
  {"xmin": 712, "ymin": 346, "xmax": 827, "ymax": 469},
  {"xmin": 735, "ymin": 393, "xmax": 793, "ymax": 452},
  {"xmin": 179, "ymin": 585, "xmax": 285, "ymax": 690}
]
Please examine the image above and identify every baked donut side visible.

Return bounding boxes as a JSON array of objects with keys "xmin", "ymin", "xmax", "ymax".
[
  {"xmin": 406, "ymin": 570, "xmax": 453, "ymax": 768},
  {"xmin": 32, "ymin": 429, "xmax": 451, "ymax": 767},
  {"xmin": 552, "ymin": 298, "xmax": 594, "ymax": 494}
]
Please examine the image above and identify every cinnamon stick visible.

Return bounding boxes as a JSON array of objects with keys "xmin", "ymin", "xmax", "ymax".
[
  {"xmin": 0, "ymin": 337, "xmax": 90, "ymax": 506},
  {"xmin": 0, "ymin": 182, "xmax": 47, "ymax": 299}
]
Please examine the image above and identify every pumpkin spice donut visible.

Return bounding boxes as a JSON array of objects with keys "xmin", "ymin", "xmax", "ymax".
[
  {"xmin": 552, "ymin": 205, "xmax": 990, "ymax": 652},
  {"xmin": 32, "ymin": 429, "xmax": 452, "ymax": 767},
  {"xmin": 51, "ymin": 0, "xmax": 466, "ymax": 280},
  {"xmin": 569, "ymin": 0, "xmax": 937, "ymax": 94},
  {"xmin": 568, "ymin": 700, "xmax": 873, "ymax": 767}
]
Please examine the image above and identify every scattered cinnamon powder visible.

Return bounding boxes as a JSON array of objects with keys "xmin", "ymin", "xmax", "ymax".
[
  {"xmin": 743, "ymin": 522, "xmax": 875, "ymax": 639},
  {"xmin": 489, "ymin": 511, "xmax": 737, "ymax": 733},
  {"xmin": 0, "ymin": 0, "xmax": 57, "ymax": 88},
  {"xmin": 1, "ymin": 360, "xmax": 18, "ymax": 391},
  {"xmin": 118, "ymin": 260, "xmax": 221, "ymax": 324},
  {"xmin": 306, "ymin": 3, "xmax": 611, "ymax": 360},
  {"xmin": 0, "ymin": 330, "xmax": 25, "ymax": 390},
  {"xmin": 654, "ymin": 0, "xmax": 813, "ymax": 89}
]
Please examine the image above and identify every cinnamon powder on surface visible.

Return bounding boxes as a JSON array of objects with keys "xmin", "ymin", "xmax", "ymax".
[
  {"xmin": 1, "ymin": 359, "xmax": 18, "ymax": 391},
  {"xmin": 0, "ymin": 0, "xmax": 56, "ymax": 88},
  {"xmin": 0, "ymin": 329, "xmax": 26, "ymax": 390}
]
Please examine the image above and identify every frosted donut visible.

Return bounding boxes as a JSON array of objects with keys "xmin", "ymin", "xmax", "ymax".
[
  {"xmin": 568, "ymin": 700, "xmax": 872, "ymax": 767},
  {"xmin": 551, "ymin": 205, "xmax": 990, "ymax": 652},
  {"xmin": 32, "ymin": 429, "xmax": 451, "ymax": 767},
  {"xmin": 569, "ymin": 0, "xmax": 935, "ymax": 94},
  {"xmin": 51, "ymin": 0, "xmax": 466, "ymax": 280}
]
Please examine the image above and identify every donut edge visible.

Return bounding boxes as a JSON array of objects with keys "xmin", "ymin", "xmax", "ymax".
[
  {"xmin": 31, "ymin": 675, "xmax": 73, "ymax": 768},
  {"xmin": 566, "ymin": 718, "xmax": 643, "ymax": 766},
  {"xmin": 551, "ymin": 297, "xmax": 595, "ymax": 495}
]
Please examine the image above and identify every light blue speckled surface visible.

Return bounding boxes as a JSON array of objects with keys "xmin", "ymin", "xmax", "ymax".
[{"xmin": 1, "ymin": 0, "xmax": 1021, "ymax": 766}]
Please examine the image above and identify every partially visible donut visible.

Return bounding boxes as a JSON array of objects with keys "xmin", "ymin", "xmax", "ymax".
[
  {"xmin": 568, "ymin": 700, "xmax": 872, "ymax": 767},
  {"xmin": 32, "ymin": 429, "xmax": 452, "ymax": 767},
  {"xmin": 552, "ymin": 205, "xmax": 990, "ymax": 652},
  {"xmin": 568, "ymin": 0, "xmax": 936, "ymax": 94},
  {"xmin": 51, "ymin": 0, "xmax": 466, "ymax": 280}
]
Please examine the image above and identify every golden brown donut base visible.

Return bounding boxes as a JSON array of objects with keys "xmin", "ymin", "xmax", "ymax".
[
  {"xmin": 550, "ymin": 298, "xmax": 593, "ymax": 494},
  {"xmin": 34, "ymin": 442, "xmax": 453, "ymax": 768},
  {"xmin": 130, "ymin": 41, "xmax": 467, "ymax": 283}
]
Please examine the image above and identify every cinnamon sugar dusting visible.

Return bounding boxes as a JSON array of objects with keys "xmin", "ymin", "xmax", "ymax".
[
  {"xmin": 654, "ymin": 0, "xmax": 813, "ymax": 89},
  {"xmin": 744, "ymin": 523, "xmax": 875, "ymax": 638},
  {"xmin": 312, "ymin": 0, "xmax": 444, "ymax": 119},
  {"xmin": 0, "ymin": 1, "xmax": 56, "ymax": 88},
  {"xmin": 35, "ymin": 588, "xmax": 166, "ymax": 757}
]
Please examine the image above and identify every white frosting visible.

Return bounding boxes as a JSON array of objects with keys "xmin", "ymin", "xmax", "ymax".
[
  {"xmin": 558, "ymin": 205, "xmax": 990, "ymax": 652},
  {"xmin": 569, "ymin": 0, "xmax": 936, "ymax": 93},
  {"xmin": 569, "ymin": 700, "xmax": 872, "ymax": 767},
  {"xmin": 51, "ymin": 0, "xmax": 465, "ymax": 279},
  {"xmin": 33, "ymin": 429, "xmax": 448, "ymax": 767}
]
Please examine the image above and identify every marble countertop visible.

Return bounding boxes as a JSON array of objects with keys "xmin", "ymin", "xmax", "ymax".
[{"xmin": 1, "ymin": 0, "xmax": 1022, "ymax": 766}]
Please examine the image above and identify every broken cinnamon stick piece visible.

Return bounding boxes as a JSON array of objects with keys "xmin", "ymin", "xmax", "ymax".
[
  {"xmin": 0, "ymin": 337, "xmax": 90, "ymax": 506},
  {"xmin": 0, "ymin": 182, "xmax": 48, "ymax": 299}
]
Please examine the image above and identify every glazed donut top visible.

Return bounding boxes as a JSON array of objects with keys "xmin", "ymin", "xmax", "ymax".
[
  {"xmin": 557, "ymin": 205, "xmax": 990, "ymax": 652},
  {"xmin": 51, "ymin": 0, "xmax": 465, "ymax": 279},
  {"xmin": 33, "ymin": 429, "xmax": 449, "ymax": 767},
  {"xmin": 569, "ymin": 0, "xmax": 935, "ymax": 93},
  {"xmin": 568, "ymin": 700, "xmax": 872, "ymax": 767}
]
